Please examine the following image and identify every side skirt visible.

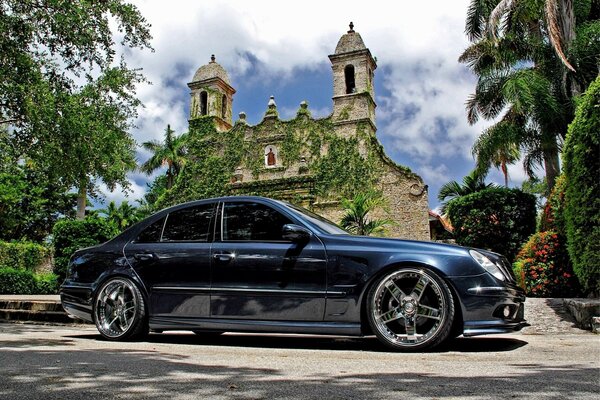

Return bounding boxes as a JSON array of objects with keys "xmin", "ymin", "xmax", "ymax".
[{"xmin": 149, "ymin": 316, "xmax": 362, "ymax": 336}]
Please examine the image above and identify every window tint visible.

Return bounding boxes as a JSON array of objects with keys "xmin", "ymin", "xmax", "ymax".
[
  {"xmin": 162, "ymin": 204, "xmax": 214, "ymax": 242},
  {"xmin": 135, "ymin": 217, "xmax": 166, "ymax": 243},
  {"xmin": 223, "ymin": 202, "xmax": 292, "ymax": 241}
]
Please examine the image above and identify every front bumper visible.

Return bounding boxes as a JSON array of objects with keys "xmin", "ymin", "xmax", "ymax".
[{"xmin": 449, "ymin": 275, "xmax": 529, "ymax": 337}]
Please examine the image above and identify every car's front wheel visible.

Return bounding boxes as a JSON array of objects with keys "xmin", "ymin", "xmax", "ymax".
[
  {"xmin": 94, "ymin": 277, "xmax": 148, "ymax": 341},
  {"xmin": 367, "ymin": 267, "xmax": 454, "ymax": 351}
]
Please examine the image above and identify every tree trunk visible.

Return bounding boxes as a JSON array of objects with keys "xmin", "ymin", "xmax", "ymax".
[
  {"xmin": 543, "ymin": 146, "xmax": 561, "ymax": 194},
  {"xmin": 76, "ymin": 183, "xmax": 87, "ymax": 220}
]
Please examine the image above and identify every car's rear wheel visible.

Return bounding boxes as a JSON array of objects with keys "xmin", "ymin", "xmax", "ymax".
[
  {"xmin": 94, "ymin": 277, "xmax": 148, "ymax": 341},
  {"xmin": 367, "ymin": 268, "xmax": 454, "ymax": 351}
]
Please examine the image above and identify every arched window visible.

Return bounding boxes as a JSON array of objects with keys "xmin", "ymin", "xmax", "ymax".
[
  {"xmin": 200, "ymin": 91, "xmax": 208, "ymax": 116},
  {"xmin": 345, "ymin": 65, "xmax": 356, "ymax": 94},
  {"xmin": 221, "ymin": 94, "xmax": 227, "ymax": 118}
]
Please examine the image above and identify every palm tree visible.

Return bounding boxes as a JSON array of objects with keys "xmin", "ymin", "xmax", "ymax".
[
  {"xmin": 100, "ymin": 200, "xmax": 140, "ymax": 231},
  {"xmin": 438, "ymin": 170, "xmax": 496, "ymax": 214},
  {"xmin": 472, "ymin": 121, "xmax": 522, "ymax": 187},
  {"xmin": 340, "ymin": 190, "xmax": 392, "ymax": 236},
  {"xmin": 140, "ymin": 125, "xmax": 189, "ymax": 189}
]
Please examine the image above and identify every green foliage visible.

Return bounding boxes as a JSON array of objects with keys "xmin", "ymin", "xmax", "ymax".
[
  {"xmin": 0, "ymin": 268, "xmax": 59, "ymax": 294},
  {"xmin": 0, "ymin": 0, "xmax": 152, "ymax": 130},
  {"xmin": 0, "ymin": 241, "xmax": 52, "ymax": 271},
  {"xmin": 157, "ymin": 115, "xmax": 401, "ymax": 210},
  {"xmin": 0, "ymin": 157, "xmax": 76, "ymax": 241},
  {"xmin": 513, "ymin": 231, "xmax": 581, "ymax": 297},
  {"xmin": 100, "ymin": 200, "xmax": 142, "ymax": 231},
  {"xmin": 562, "ymin": 76, "xmax": 600, "ymax": 294},
  {"xmin": 340, "ymin": 190, "xmax": 392, "ymax": 236},
  {"xmin": 539, "ymin": 175, "xmax": 567, "ymax": 234},
  {"xmin": 461, "ymin": 0, "xmax": 600, "ymax": 191},
  {"xmin": 446, "ymin": 187, "xmax": 537, "ymax": 261},
  {"xmin": 52, "ymin": 217, "xmax": 119, "ymax": 280},
  {"xmin": 140, "ymin": 125, "xmax": 189, "ymax": 189},
  {"xmin": 438, "ymin": 170, "xmax": 496, "ymax": 214}
]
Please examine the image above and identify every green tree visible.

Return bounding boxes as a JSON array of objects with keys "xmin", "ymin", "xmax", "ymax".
[
  {"xmin": 438, "ymin": 170, "xmax": 496, "ymax": 214},
  {"xmin": 340, "ymin": 190, "xmax": 391, "ymax": 236},
  {"xmin": 100, "ymin": 200, "xmax": 140, "ymax": 231},
  {"xmin": 140, "ymin": 125, "xmax": 189, "ymax": 189},
  {"xmin": 0, "ymin": 0, "xmax": 151, "ymax": 128},
  {"xmin": 46, "ymin": 67, "xmax": 141, "ymax": 219},
  {"xmin": 562, "ymin": 76, "xmax": 600, "ymax": 294},
  {"xmin": 472, "ymin": 121, "xmax": 521, "ymax": 187},
  {"xmin": 461, "ymin": 0, "xmax": 599, "ymax": 192}
]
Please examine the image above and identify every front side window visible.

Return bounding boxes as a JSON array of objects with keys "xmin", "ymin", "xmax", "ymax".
[
  {"xmin": 222, "ymin": 202, "xmax": 292, "ymax": 241},
  {"xmin": 162, "ymin": 203, "xmax": 214, "ymax": 242}
]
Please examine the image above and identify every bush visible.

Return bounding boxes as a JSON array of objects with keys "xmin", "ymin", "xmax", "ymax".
[
  {"xmin": 562, "ymin": 76, "xmax": 600, "ymax": 294},
  {"xmin": 0, "ymin": 241, "xmax": 52, "ymax": 271},
  {"xmin": 539, "ymin": 175, "xmax": 567, "ymax": 235},
  {"xmin": 513, "ymin": 231, "xmax": 581, "ymax": 297},
  {"xmin": 52, "ymin": 217, "xmax": 119, "ymax": 281},
  {"xmin": 34, "ymin": 272, "xmax": 60, "ymax": 294},
  {"xmin": 0, "ymin": 268, "xmax": 60, "ymax": 294},
  {"xmin": 446, "ymin": 187, "xmax": 537, "ymax": 261}
]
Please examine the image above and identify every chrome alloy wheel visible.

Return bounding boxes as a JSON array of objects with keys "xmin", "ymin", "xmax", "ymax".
[
  {"xmin": 95, "ymin": 278, "xmax": 139, "ymax": 339},
  {"xmin": 370, "ymin": 268, "xmax": 451, "ymax": 349}
]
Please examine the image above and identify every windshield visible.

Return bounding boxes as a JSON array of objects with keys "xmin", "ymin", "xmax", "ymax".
[{"xmin": 283, "ymin": 202, "xmax": 349, "ymax": 235}]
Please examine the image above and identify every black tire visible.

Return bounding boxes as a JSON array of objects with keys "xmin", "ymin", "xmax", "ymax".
[
  {"xmin": 366, "ymin": 267, "xmax": 454, "ymax": 351},
  {"xmin": 93, "ymin": 277, "xmax": 148, "ymax": 341}
]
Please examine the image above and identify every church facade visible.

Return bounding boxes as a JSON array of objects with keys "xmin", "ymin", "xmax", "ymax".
[{"xmin": 174, "ymin": 24, "xmax": 430, "ymax": 240}]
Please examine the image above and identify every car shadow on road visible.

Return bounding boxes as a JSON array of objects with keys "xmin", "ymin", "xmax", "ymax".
[{"xmin": 65, "ymin": 331, "xmax": 528, "ymax": 353}]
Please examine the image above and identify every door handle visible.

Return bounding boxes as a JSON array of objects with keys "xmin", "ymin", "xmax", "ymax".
[
  {"xmin": 213, "ymin": 253, "xmax": 235, "ymax": 262},
  {"xmin": 134, "ymin": 253, "xmax": 156, "ymax": 261}
]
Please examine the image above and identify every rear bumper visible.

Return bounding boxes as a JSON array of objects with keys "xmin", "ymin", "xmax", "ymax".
[{"xmin": 60, "ymin": 283, "xmax": 93, "ymax": 323}]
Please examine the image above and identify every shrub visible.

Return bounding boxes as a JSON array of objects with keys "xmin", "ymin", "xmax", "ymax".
[
  {"xmin": 52, "ymin": 217, "xmax": 119, "ymax": 281},
  {"xmin": 446, "ymin": 187, "xmax": 537, "ymax": 261},
  {"xmin": 539, "ymin": 175, "xmax": 567, "ymax": 235},
  {"xmin": 0, "ymin": 268, "xmax": 60, "ymax": 294},
  {"xmin": 562, "ymin": 76, "xmax": 600, "ymax": 294},
  {"xmin": 34, "ymin": 272, "xmax": 60, "ymax": 294},
  {"xmin": 0, "ymin": 241, "xmax": 52, "ymax": 271},
  {"xmin": 513, "ymin": 231, "xmax": 581, "ymax": 297},
  {"xmin": 0, "ymin": 268, "xmax": 37, "ymax": 294}
]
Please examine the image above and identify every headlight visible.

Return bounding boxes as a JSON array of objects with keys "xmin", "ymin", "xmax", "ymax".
[{"xmin": 469, "ymin": 250, "xmax": 505, "ymax": 281}]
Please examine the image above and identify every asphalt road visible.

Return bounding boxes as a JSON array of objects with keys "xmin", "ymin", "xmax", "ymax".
[{"xmin": 0, "ymin": 317, "xmax": 598, "ymax": 400}]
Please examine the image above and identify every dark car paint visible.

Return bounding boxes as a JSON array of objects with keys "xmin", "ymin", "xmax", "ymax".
[{"xmin": 60, "ymin": 196, "xmax": 527, "ymax": 337}]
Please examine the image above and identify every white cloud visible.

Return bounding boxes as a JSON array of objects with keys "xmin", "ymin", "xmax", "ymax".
[{"xmin": 95, "ymin": 0, "xmax": 500, "ymax": 207}]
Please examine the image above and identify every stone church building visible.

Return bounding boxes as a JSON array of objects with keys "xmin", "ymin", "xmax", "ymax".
[{"xmin": 183, "ymin": 23, "xmax": 430, "ymax": 240}]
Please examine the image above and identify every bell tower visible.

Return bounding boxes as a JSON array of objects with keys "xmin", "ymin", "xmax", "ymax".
[
  {"xmin": 188, "ymin": 55, "xmax": 236, "ymax": 132},
  {"xmin": 329, "ymin": 23, "xmax": 377, "ymax": 134}
]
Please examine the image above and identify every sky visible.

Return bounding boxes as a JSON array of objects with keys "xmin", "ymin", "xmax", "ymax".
[{"xmin": 99, "ymin": 0, "xmax": 533, "ymax": 211}]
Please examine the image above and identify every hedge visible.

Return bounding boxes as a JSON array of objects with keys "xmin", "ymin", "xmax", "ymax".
[
  {"xmin": 446, "ymin": 187, "xmax": 537, "ymax": 262},
  {"xmin": 0, "ymin": 268, "xmax": 59, "ymax": 294},
  {"xmin": 562, "ymin": 76, "xmax": 600, "ymax": 294},
  {"xmin": 0, "ymin": 241, "xmax": 52, "ymax": 271},
  {"xmin": 52, "ymin": 216, "xmax": 119, "ymax": 281}
]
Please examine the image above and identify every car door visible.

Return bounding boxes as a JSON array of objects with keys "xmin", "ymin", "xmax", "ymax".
[
  {"xmin": 210, "ymin": 200, "xmax": 328, "ymax": 321},
  {"xmin": 124, "ymin": 202, "xmax": 216, "ymax": 318}
]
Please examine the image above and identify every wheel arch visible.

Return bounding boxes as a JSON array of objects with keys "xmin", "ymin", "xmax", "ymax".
[{"xmin": 358, "ymin": 261, "xmax": 457, "ymax": 335}]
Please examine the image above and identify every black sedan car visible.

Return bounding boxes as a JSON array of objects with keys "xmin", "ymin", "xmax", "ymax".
[{"xmin": 60, "ymin": 196, "xmax": 527, "ymax": 351}]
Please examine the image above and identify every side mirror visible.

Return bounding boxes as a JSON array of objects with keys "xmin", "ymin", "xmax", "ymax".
[{"xmin": 282, "ymin": 224, "xmax": 311, "ymax": 242}]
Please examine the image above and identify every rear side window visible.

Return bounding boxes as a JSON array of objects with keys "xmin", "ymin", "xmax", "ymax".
[
  {"xmin": 162, "ymin": 203, "xmax": 214, "ymax": 242},
  {"xmin": 135, "ymin": 217, "xmax": 165, "ymax": 243},
  {"xmin": 222, "ymin": 202, "xmax": 292, "ymax": 241}
]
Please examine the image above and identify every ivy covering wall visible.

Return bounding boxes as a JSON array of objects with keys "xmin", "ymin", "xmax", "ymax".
[{"xmin": 156, "ymin": 113, "xmax": 419, "ymax": 210}]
